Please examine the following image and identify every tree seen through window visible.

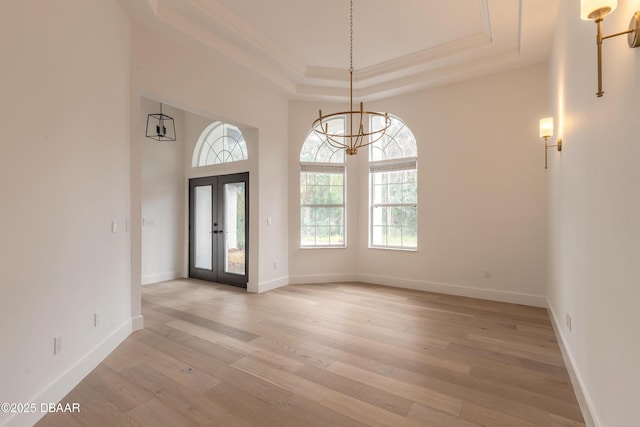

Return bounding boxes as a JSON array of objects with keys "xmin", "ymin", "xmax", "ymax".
[{"xmin": 300, "ymin": 117, "xmax": 346, "ymax": 247}]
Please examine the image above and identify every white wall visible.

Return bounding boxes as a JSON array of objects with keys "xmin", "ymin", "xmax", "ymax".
[
  {"xmin": 548, "ymin": 2, "xmax": 640, "ymax": 426},
  {"xmin": 0, "ymin": 1, "xmax": 132, "ymax": 426},
  {"xmin": 140, "ymin": 99, "xmax": 185, "ymax": 285},
  {"xmin": 289, "ymin": 64, "xmax": 549, "ymax": 306},
  {"xmin": 130, "ymin": 22, "xmax": 289, "ymax": 296}
]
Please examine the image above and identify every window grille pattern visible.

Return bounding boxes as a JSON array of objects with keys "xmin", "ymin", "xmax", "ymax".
[{"xmin": 193, "ymin": 122, "xmax": 248, "ymax": 167}]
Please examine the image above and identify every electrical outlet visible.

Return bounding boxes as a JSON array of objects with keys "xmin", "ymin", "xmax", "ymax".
[
  {"xmin": 94, "ymin": 312, "xmax": 100, "ymax": 327},
  {"xmin": 273, "ymin": 261, "xmax": 278, "ymax": 270},
  {"xmin": 484, "ymin": 270, "xmax": 492, "ymax": 279},
  {"xmin": 54, "ymin": 335, "xmax": 63, "ymax": 355},
  {"xmin": 566, "ymin": 313, "xmax": 572, "ymax": 331},
  {"xmin": 111, "ymin": 220, "xmax": 117, "ymax": 233}
]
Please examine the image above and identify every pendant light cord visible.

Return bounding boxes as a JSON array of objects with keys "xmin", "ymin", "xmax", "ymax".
[
  {"xmin": 349, "ymin": 0, "xmax": 353, "ymax": 73},
  {"xmin": 349, "ymin": 0, "xmax": 354, "ymax": 138}
]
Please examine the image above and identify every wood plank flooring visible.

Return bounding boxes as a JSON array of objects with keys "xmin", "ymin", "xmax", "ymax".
[{"xmin": 37, "ymin": 280, "xmax": 585, "ymax": 426}]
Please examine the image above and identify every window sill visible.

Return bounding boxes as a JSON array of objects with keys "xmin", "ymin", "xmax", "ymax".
[
  {"xmin": 300, "ymin": 246, "xmax": 347, "ymax": 250},
  {"xmin": 368, "ymin": 246, "xmax": 417, "ymax": 252}
]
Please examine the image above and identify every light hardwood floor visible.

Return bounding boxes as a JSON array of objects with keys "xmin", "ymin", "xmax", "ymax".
[{"xmin": 38, "ymin": 280, "xmax": 585, "ymax": 426}]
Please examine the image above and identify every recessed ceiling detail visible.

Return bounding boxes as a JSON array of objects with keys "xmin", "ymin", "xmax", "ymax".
[{"xmin": 120, "ymin": 0, "xmax": 559, "ymax": 101}]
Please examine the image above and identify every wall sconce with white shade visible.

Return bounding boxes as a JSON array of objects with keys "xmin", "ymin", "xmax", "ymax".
[
  {"xmin": 539, "ymin": 117, "xmax": 562, "ymax": 170},
  {"xmin": 580, "ymin": 0, "xmax": 640, "ymax": 97}
]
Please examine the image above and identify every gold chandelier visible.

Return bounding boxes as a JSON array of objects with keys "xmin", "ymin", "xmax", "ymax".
[{"xmin": 312, "ymin": 0, "xmax": 391, "ymax": 156}]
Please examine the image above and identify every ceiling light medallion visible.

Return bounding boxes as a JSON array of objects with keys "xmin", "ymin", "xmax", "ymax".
[{"xmin": 312, "ymin": 0, "xmax": 391, "ymax": 155}]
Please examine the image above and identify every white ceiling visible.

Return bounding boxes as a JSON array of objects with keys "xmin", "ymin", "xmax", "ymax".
[{"xmin": 120, "ymin": 0, "xmax": 559, "ymax": 101}]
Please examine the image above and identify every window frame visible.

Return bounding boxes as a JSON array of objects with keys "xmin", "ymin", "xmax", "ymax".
[
  {"xmin": 299, "ymin": 116, "xmax": 347, "ymax": 249},
  {"xmin": 299, "ymin": 162, "xmax": 346, "ymax": 248},
  {"xmin": 192, "ymin": 122, "xmax": 248, "ymax": 167},
  {"xmin": 368, "ymin": 115, "xmax": 418, "ymax": 251}
]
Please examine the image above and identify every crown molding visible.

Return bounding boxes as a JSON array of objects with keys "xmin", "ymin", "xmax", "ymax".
[
  {"xmin": 122, "ymin": 0, "xmax": 545, "ymax": 101},
  {"xmin": 189, "ymin": 0, "xmax": 307, "ymax": 76},
  {"xmin": 152, "ymin": 0, "xmax": 298, "ymax": 93},
  {"xmin": 297, "ymin": 48, "xmax": 525, "ymax": 102}
]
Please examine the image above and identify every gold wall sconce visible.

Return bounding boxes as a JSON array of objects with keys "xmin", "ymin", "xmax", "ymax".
[
  {"xmin": 539, "ymin": 117, "xmax": 562, "ymax": 170},
  {"xmin": 581, "ymin": 0, "xmax": 640, "ymax": 97}
]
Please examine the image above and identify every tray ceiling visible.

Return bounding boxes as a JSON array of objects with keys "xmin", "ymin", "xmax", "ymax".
[{"xmin": 120, "ymin": 0, "xmax": 559, "ymax": 101}]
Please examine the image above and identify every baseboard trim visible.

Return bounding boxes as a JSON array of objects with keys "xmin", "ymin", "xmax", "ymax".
[
  {"xmin": 131, "ymin": 314, "xmax": 144, "ymax": 331},
  {"xmin": 141, "ymin": 271, "xmax": 181, "ymax": 285},
  {"xmin": 289, "ymin": 273, "xmax": 359, "ymax": 285},
  {"xmin": 547, "ymin": 300, "xmax": 599, "ymax": 427},
  {"xmin": 1, "ymin": 319, "xmax": 132, "ymax": 427},
  {"xmin": 287, "ymin": 273, "xmax": 545, "ymax": 307},
  {"xmin": 358, "ymin": 274, "xmax": 546, "ymax": 307},
  {"xmin": 257, "ymin": 276, "xmax": 289, "ymax": 293}
]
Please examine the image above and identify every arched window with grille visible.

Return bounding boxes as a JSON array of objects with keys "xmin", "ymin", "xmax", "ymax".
[
  {"xmin": 299, "ymin": 116, "xmax": 346, "ymax": 247},
  {"xmin": 369, "ymin": 115, "xmax": 418, "ymax": 249},
  {"xmin": 192, "ymin": 122, "xmax": 248, "ymax": 167}
]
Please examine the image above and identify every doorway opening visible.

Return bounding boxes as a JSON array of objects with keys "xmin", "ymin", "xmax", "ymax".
[{"xmin": 188, "ymin": 172, "xmax": 249, "ymax": 287}]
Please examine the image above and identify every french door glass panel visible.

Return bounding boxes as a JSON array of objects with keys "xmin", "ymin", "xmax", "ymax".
[
  {"xmin": 194, "ymin": 185, "xmax": 213, "ymax": 270},
  {"xmin": 223, "ymin": 182, "xmax": 246, "ymax": 275}
]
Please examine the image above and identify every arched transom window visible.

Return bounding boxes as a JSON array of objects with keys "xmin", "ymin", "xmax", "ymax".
[{"xmin": 192, "ymin": 122, "xmax": 248, "ymax": 167}]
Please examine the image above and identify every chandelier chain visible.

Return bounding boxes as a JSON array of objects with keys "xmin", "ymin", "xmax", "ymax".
[
  {"xmin": 349, "ymin": 0, "xmax": 353, "ymax": 73},
  {"xmin": 311, "ymin": 0, "xmax": 391, "ymax": 156}
]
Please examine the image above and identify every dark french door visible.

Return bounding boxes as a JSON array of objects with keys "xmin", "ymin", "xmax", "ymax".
[{"xmin": 188, "ymin": 173, "xmax": 248, "ymax": 287}]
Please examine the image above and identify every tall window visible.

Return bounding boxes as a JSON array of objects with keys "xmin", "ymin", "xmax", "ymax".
[
  {"xmin": 300, "ymin": 117, "xmax": 346, "ymax": 247},
  {"xmin": 369, "ymin": 115, "xmax": 418, "ymax": 249},
  {"xmin": 192, "ymin": 122, "xmax": 248, "ymax": 167}
]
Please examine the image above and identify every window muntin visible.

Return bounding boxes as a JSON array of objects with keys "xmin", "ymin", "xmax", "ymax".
[
  {"xmin": 300, "ymin": 166, "xmax": 345, "ymax": 247},
  {"xmin": 300, "ymin": 118, "xmax": 345, "ymax": 164},
  {"xmin": 193, "ymin": 122, "xmax": 248, "ymax": 167},
  {"xmin": 300, "ymin": 117, "xmax": 346, "ymax": 248},
  {"xmin": 370, "ymin": 163, "xmax": 417, "ymax": 248},
  {"xmin": 369, "ymin": 116, "xmax": 417, "ymax": 250},
  {"xmin": 370, "ymin": 115, "xmax": 418, "ymax": 161}
]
